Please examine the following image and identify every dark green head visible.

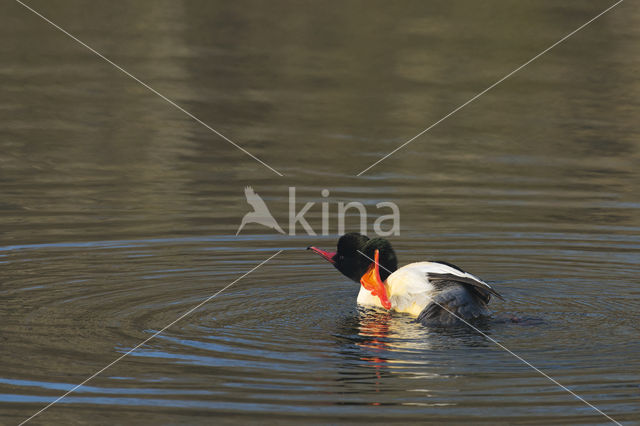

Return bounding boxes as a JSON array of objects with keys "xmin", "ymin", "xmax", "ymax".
[{"xmin": 308, "ymin": 233, "xmax": 398, "ymax": 282}]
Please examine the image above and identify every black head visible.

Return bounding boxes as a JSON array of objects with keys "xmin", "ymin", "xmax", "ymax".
[{"xmin": 308, "ymin": 233, "xmax": 398, "ymax": 282}]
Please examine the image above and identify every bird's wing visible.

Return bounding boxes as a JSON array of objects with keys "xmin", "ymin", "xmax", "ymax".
[
  {"xmin": 425, "ymin": 260, "xmax": 503, "ymax": 301},
  {"xmin": 400, "ymin": 261, "xmax": 502, "ymax": 301},
  {"xmin": 244, "ymin": 186, "xmax": 270, "ymax": 212},
  {"xmin": 427, "ymin": 272, "xmax": 504, "ymax": 302},
  {"xmin": 417, "ymin": 283, "xmax": 490, "ymax": 326}
]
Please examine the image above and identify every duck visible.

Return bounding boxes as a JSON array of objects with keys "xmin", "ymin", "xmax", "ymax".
[{"xmin": 308, "ymin": 233, "xmax": 503, "ymax": 326}]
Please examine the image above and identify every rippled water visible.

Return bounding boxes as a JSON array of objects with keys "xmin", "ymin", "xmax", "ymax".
[{"xmin": 2, "ymin": 0, "xmax": 640, "ymax": 424}]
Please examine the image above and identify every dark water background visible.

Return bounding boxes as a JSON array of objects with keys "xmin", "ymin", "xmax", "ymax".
[{"xmin": 1, "ymin": 0, "xmax": 639, "ymax": 424}]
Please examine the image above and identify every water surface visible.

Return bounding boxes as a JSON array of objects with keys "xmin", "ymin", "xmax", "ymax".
[{"xmin": 1, "ymin": 0, "xmax": 639, "ymax": 424}]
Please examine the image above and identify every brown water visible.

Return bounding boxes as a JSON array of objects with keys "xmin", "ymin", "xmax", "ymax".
[{"xmin": 1, "ymin": 0, "xmax": 640, "ymax": 424}]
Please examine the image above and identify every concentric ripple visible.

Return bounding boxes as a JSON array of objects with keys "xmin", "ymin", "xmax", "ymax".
[{"xmin": 1, "ymin": 231, "xmax": 639, "ymax": 424}]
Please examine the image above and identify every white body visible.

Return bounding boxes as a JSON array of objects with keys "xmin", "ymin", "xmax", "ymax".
[{"xmin": 356, "ymin": 261, "xmax": 491, "ymax": 316}]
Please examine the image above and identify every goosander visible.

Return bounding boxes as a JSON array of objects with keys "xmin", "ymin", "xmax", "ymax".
[{"xmin": 308, "ymin": 233, "xmax": 503, "ymax": 326}]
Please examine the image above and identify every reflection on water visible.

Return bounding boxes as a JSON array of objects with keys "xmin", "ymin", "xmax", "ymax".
[{"xmin": 1, "ymin": 0, "xmax": 640, "ymax": 424}]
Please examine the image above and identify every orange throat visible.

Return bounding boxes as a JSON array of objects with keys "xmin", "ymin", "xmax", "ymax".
[{"xmin": 359, "ymin": 249, "xmax": 392, "ymax": 310}]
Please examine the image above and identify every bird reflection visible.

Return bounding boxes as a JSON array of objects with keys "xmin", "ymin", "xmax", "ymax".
[
  {"xmin": 354, "ymin": 309, "xmax": 393, "ymax": 381},
  {"xmin": 334, "ymin": 308, "xmax": 499, "ymax": 407},
  {"xmin": 335, "ymin": 308, "xmax": 433, "ymax": 379},
  {"xmin": 336, "ymin": 307, "xmax": 496, "ymax": 375}
]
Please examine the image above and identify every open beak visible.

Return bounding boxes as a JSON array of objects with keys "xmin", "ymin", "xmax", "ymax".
[
  {"xmin": 360, "ymin": 249, "xmax": 391, "ymax": 310},
  {"xmin": 307, "ymin": 246, "xmax": 336, "ymax": 264}
]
